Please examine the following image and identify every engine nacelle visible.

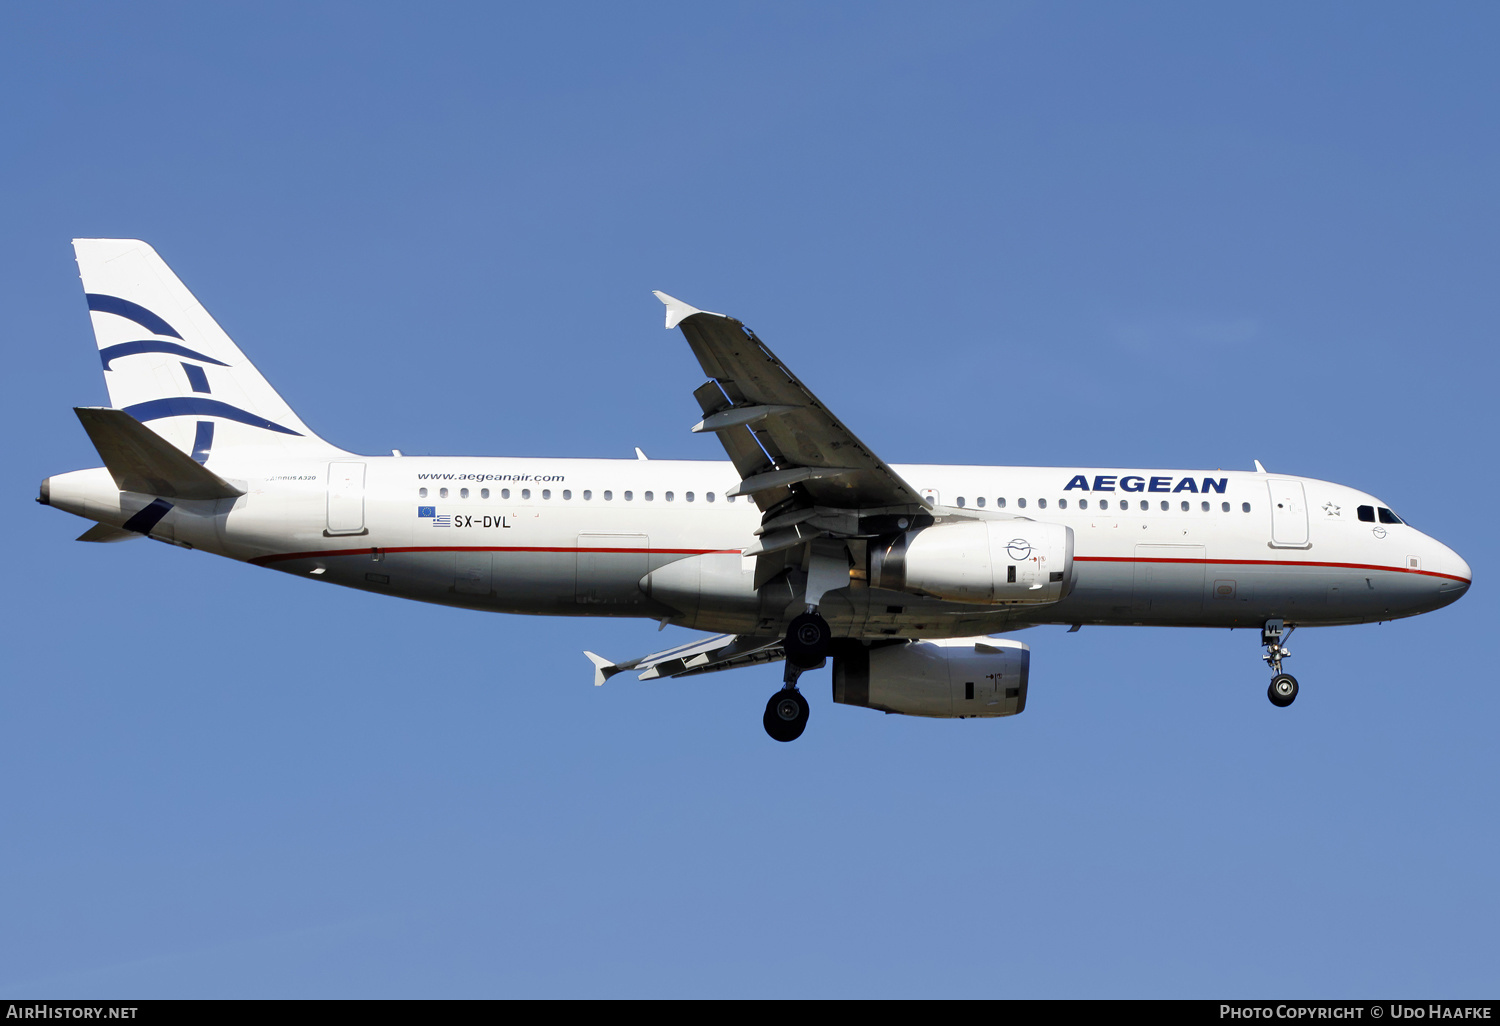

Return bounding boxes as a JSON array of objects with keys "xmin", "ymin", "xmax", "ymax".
[
  {"xmin": 868, "ymin": 520, "xmax": 1073, "ymax": 605},
  {"xmin": 832, "ymin": 637, "xmax": 1030, "ymax": 718}
]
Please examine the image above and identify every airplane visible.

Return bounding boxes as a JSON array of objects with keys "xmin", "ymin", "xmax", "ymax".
[{"xmin": 39, "ymin": 240, "xmax": 1472, "ymax": 742}]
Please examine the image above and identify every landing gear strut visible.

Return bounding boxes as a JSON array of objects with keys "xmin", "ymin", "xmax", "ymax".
[{"xmin": 1262, "ymin": 619, "xmax": 1299, "ymax": 708}]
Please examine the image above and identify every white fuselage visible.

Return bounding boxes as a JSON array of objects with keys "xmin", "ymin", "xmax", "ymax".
[{"xmin": 43, "ymin": 454, "xmax": 1473, "ymax": 639}]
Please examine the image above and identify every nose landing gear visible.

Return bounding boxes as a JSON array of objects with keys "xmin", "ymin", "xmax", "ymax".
[{"xmin": 1262, "ymin": 619, "xmax": 1298, "ymax": 707}]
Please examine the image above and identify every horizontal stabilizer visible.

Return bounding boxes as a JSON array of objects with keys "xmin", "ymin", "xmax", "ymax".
[
  {"xmin": 584, "ymin": 651, "xmax": 629, "ymax": 687},
  {"xmin": 76, "ymin": 522, "xmax": 138, "ymax": 543},
  {"xmin": 74, "ymin": 407, "xmax": 245, "ymax": 500},
  {"xmin": 585, "ymin": 633, "xmax": 785, "ymax": 685}
]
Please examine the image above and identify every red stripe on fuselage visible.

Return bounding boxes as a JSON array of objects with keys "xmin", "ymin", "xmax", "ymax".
[
  {"xmin": 1072, "ymin": 555, "xmax": 1469, "ymax": 584},
  {"xmin": 248, "ymin": 548, "xmax": 1469, "ymax": 585}
]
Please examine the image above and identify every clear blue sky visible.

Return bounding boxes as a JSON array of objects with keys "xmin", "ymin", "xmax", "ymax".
[{"xmin": 3, "ymin": 1, "xmax": 1496, "ymax": 997}]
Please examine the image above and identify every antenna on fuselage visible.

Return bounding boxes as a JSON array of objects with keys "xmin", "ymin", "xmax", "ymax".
[{"xmin": 1253, "ymin": 459, "xmax": 1267, "ymax": 473}]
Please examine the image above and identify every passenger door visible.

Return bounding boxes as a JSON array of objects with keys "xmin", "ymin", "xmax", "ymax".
[{"xmin": 1267, "ymin": 479, "xmax": 1309, "ymax": 548}]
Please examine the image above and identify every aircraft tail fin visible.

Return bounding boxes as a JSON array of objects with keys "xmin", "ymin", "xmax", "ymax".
[
  {"xmin": 75, "ymin": 406, "xmax": 245, "ymax": 500},
  {"xmin": 73, "ymin": 239, "xmax": 347, "ymax": 462}
]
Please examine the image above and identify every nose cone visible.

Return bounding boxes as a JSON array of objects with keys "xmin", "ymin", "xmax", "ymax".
[{"xmin": 1432, "ymin": 542, "xmax": 1471, "ymax": 607}]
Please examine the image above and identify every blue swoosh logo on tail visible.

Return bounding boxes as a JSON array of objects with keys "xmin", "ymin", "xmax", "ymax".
[
  {"xmin": 85, "ymin": 294, "xmax": 183, "ymax": 339},
  {"xmin": 99, "ymin": 340, "xmax": 229, "ymax": 370},
  {"xmin": 123, "ymin": 397, "xmax": 302, "ymax": 436}
]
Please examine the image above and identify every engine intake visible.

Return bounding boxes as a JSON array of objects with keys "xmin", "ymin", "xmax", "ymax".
[
  {"xmin": 833, "ymin": 637, "xmax": 1030, "ymax": 718},
  {"xmin": 868, "ymin": 520, "xmax": 1073, "ymax": 605}
]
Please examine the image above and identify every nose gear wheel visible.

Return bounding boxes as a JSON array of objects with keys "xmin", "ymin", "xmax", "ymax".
[{"xmin": 1268, "ymin": 673, "xmax": 1299, "ymax": 707}]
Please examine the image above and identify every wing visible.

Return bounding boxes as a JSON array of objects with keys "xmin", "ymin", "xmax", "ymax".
[
  {"xmin": 584, "ymin": 634, "xmax": 784, "ymax": 685},
  {"xmin": 656, "ymin": 293, "xmax": 927, "ymax": 516},
  {"xmin": 655, "ymin": 293, "xmax": 931, "ymax": 586}
]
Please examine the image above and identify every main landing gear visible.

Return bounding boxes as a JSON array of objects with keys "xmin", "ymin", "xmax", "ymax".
[
  {"xmin": 764, "ymin": 686, "xmax": 810, "ymax": 743},
  {"xmin": 1261, "ymin": 619, "xmax": 1299, "ymax": 708},
  {"xmin": 763, "ymin": 611, "xmax": 830, "ymax": 742},
  {"xmin": 784, "ymin": 611, "xmax": 832, "ymax": 668}
]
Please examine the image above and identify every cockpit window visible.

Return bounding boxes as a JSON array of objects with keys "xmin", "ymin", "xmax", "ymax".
[
  {"xmin": 1378, "ymin": 507, "xmax": 1403, "ymax": 525},
  {"xmin": 1357, "ymin": 505, "xmax": 1375, "ymax": 522}
]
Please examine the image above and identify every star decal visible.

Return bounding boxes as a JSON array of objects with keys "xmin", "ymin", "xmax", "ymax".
[{"xmin": 1322, "ymin": 501, "xmax": 1341, "ymax": 517}]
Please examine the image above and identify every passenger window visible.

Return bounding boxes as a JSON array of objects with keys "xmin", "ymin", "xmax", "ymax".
[
  {"xmin": 1358, "ymin": 505, "xmax": 1375, "ymax": 522},
  {"xmin": 1160, "ymin": 501, "xmax": 1169, "ymax": 511},
  {"xmin": 1079, "ymin": 498, "xmax": 1088, "ymax": 510},
  {"xmin": 1242, "ymin": 502, "xmax": 1251, "ymax": 513},
  {"xmin": 522, "ymin": 489, "xmax": 530, "ymax": 499},
  {"xmin": 440, "ymin": 487, "xmax": 449, "ymax": 499},
  {"xmin": 706, "ymin": 492, "xmax": 715, "ymax": 502},
  {"xmin": 1139, "ymin": 500, "xmax": 1148, "ymax": 511},
  {"xmin": 645, "ymin": 491, "xmax": 654, "ymax": 501},
  {"xmin": 726, "ymin": 495, "xmax": 736, "ymax": 503},
  {"xmin": 419, "ymin": 487, "xmax": 428, "ymax": 498},
  {"xmin": 1058, "ymin": 499, "xmax": 1067, "ymax": 509},
  {"xmin": 624, "ymin": 490, "xmax": 633, "ymax": 501},
  {"xmin": 564, "ymin": 490, "xmax": 572, "ymax": 500},
  {"xmin": 1180, "ymin": 501, "xmax": 1188, "ymax": 511},
  {"xmin": 1200, "ymin": 501, "xmax": 1209, "ymax": 512},
  {"xmin": 686, "ymin": 492, "xmax": 694, "ymax": 502},
  {"xmin": 543, "ymin": 489, "xmax": 551, "ymax": 500},
  {"xmin": 1221, "ymin": 502, "xmax": 1230, "ymax": 512},
  {"xmin": 997, "ymin": 498, "xmax": 1006, "ymax": 508},
  {"xmin": 502, "ymin": 488, "xmax": 510, "ymax": 499},
  {"xmin": 1037, "ymin": 498, "xmax": 1046, "ymax": 509},
  {"xmin": 481, "ymin": 488, "xmax": 490, "ymax": 499},
  {"xmin": 976, "ymin": 497, "xmax": 985, "ymax": 508},
  {"xmin": 1018, "ymin": 498, "xmax": 1027, "ymax": 509},
  {"xmin": 665, "ymin": 491, "xmax": 674, "ymax": 502},
  {"xmin": 956, "ymin": 497, "xmax": 965, "ymax": 508},
  {"xmin": 1378, "ymin": 507, "xmax": 1402, "ymax": 524},
  {"xmin": 582, "ymin": 490, "xmax": 591, "ymax": 500},
  {"xmin": 460, "ymin": 488, "xmax": 469, "ymax": 499},
  {"xmin": 603, "ymin": 490, "xmax": 612, "ymax": 500},
  {"xmin": 1099, "ymin": 499, "xmax": 1109, "ymax": 510}
]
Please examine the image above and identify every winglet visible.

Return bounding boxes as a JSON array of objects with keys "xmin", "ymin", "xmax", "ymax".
[
  {"xmin": 652, "ymin": 291, "xmax": 722, "ymax": 330},
  {"xmin": 584, "ymin": 651, "xmax": 621, "ymax": 687}
]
